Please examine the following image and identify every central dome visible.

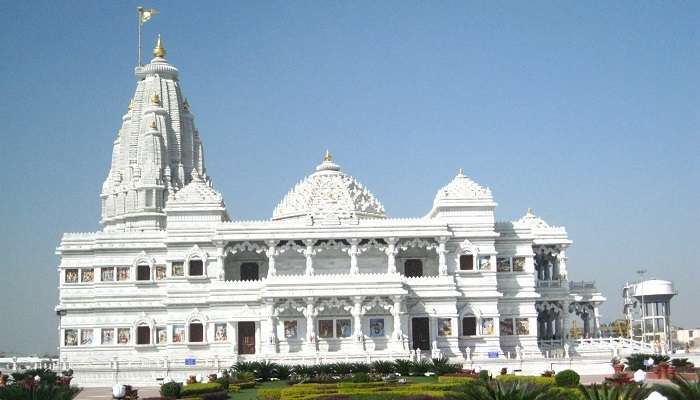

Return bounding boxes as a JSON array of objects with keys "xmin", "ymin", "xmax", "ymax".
[{"xmin": 272, "ymin": 152, "xmax": 387, "ymax": 223}]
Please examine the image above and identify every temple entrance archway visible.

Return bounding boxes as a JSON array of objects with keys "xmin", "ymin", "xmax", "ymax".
[
  {"xmin": 238, "ymin": 322, "xmax": 256, "ymax": 354},
  {"xmin": 411, "ymin": 317, "xmax": 430, "ymax": 350}
]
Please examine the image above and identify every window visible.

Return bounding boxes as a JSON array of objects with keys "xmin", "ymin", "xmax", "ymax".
[
  {"xmin": 81, "ymin": 329, "xmax": 94, "ymax": 345},
  {"xmin": 101, "ymin": 267, "xmax": 114, "ymax": 281},
  {"xmin": 478, "ymin": 257, "xmax": 491, "ymax": 271},
  {"xmin": 438, "ymin": 318, "xmax": 452, "ymax": 336},
  {"xmin": 81, "ymin": 269, "xmax": 94, "ymax": 283},
  {"xmin": 512, "ymin": 257, "xmax": 526, "ymax": 272},
  {"xmin": 284, "ymin": 321, "xmax": 298, "ymax": 339},
  {"xmin": 156, "ymin": 327, "xmax": 167, "ymax": 344},
  {"xmin": 155, "ymin": 265, "xmax": 166, "ymax": 280},
  {"xmin": 136, "ymin": 326, "xmax": 151, "ymax": 345},
  {"xmin": 214, "ymin": 323, "xmax": 227, "ymax": 341},
  {"xmin": 64, "ymin": 329, "xmax": 78, "ymax": 346},
  {"xmin": 459, "ymin": 255, "xmax": 474, "ymax": 271},
  {"xmin": 65, "ymin": 269, "xmax": 79, "ymax": 283},
  {"xmin": 136, "ymin": 265, "xmax": 150, "ymax": 281},
  {"xmin": 189, "ymin": 322, "xmax": 204, "ymax": 342},
  {"xmin": 500, "ymin": 319, "xmax": 514, "ymax": 336},
  {"xmin": 497, "ymin": 257, "xmax": 511, "ymax": 272},
  {"xmin": 516, "ymin": 318, "xmax": 529, "ymax": 335},
  {"xmin": 117, "ymin": 328, "xmax": 130, "ymax": 344},
  {"xmin": 462, "ymin": 317, "xmax": 477, "ymax": 336},
  {"xmin": 240, "ymin": 262, "xmax": 259, "ymax": 281},
  {"xmin": 336, "ymin": 319, "xmax": 352, "ymax": 338},
  {"xmin": 690, "ymin": 331, "xmax": 694, "ymax": 338},
  {"xmin": 189, "ymin": 259, "xmax": 203, "ymax": 276},
  {"xmin": 172, "ymin": 262, "xmax": 184, "ymax": 277},
  {"xmin": 172, "ymin": 325, "xmax": 185, "ymax": 343},
  {"xmin": 102, "ymin": 328, "xmax": 114, "ymax": 345},
  {"xmin": 404, "ymin": 259, "xmax": 423, "ymax": 277},
  {"xmin": 318, "ymin": 320, "xmax": 334, "ymax": 338},
  {"xmin": 117, "ymin": 267, "xmax": 130, "ymax": 281}
]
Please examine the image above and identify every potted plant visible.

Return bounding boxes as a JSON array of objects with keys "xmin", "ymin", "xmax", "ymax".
[{"xmin": 611, "ymin": 357, "xmax": 625, "ymax": 374}]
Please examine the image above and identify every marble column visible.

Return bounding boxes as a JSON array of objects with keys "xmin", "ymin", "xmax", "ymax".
[
  {"xmin": 558, "ymin": 247, "xmax": 568, "ymax": 281},
  {"xmin": 352, "ymin": 296, "xmax": 364, "ymax": 351},
  {"xmin": 391, "ymin": 296, "xmax": 404, "ymax": 351},
  {"xmin": 304, "ymin": 240, "xmax": 315, "ymax": 276},
  {"xmin": 266, "ymin": 240, "xmax": 277, "ymax": 277},
  {"xmin": 583, "ymin": 313, "xmax": 591, "ymax": 338},
  {"xmin": 215, "ymin": 241, "xmax": 225, "ymax": 280},
  {"xmin": 304, "ymin": 297, "xmax": 317, "ymax": 353},
  {"xmin": 437, "ymin": 237, "xmax": 448, "ymax": 276},
  {"xmin": 386, "ymin": 237, "xmax": 397, "ymax": 274},
  {"xmin": 349, "ymin": 239, "xmax": 360, "ymax": 275},
  {"xmin": 263, "ymin": 300, "xmax": 277, "ymax": 354},
  {"xmin": 593, "ymin": 304, "xmax": 601, "ymax": 338}
]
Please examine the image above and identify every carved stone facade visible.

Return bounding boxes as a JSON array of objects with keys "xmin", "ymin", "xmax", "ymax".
[{"xmin": 56, "ymin": 39, "xmax": 605, "ymax": 384}]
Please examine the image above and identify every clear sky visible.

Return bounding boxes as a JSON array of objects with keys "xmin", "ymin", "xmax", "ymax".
[{"xmin": 0, "ymin": 1, "xmax": 697, "ymax": 355}]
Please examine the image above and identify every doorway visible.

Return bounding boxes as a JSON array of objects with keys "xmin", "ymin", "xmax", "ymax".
[
  {"xmin": 238, "ymin": 321, "xmax": 256, "ymax": 354},
  {"xmin": 411, "ymin": 317, "xmax": 430, "ymax": 350}
]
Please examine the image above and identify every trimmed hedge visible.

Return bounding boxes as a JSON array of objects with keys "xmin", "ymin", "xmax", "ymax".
[
  {"xmin": 545, "ymin": 387, "xmax": 585, "ymax": 400},
  {"xmin": 494, "ymin": 375, "xmax": 555, "ymax": 386},
  {"xmin": 256, "ymin": 382, "xmax": 466, "ymax": 400},
  {"xmin": 554, "ymin": 370, "xmax": 580, "ymax": 387},
  {"xmin": 437, "ymin": 375, "xmax": 476, "ymax": 384},
  {"xmin": 180, "ymin": 382, "xmax": 223, "ymax": 397}
]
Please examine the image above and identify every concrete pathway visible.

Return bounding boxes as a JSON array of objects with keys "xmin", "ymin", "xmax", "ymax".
[{"xmin": 75, "ymin": 386, "xmax": 160, "ymax": 400}]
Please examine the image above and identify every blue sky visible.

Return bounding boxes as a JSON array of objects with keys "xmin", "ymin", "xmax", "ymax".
[{"xmin": 0, "ymin": 1, "xmax": 697, "ymax": 354}]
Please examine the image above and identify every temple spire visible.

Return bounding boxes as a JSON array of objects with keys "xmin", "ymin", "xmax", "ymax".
[{"xmin": 153, "ymin": 34, "xmax": 166, "ymax": 58}]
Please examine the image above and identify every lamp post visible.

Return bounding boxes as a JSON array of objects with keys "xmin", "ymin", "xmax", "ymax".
[{"xmin": 636, "ymin": 269, "xmax": 647, "ymax": 343}]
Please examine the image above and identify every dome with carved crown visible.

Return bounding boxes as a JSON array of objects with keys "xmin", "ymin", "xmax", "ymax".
[
  {"xmin": 514, "ymin": 208, "xmax": 551, "ymax": 229},
  {"xmin": 433, "ymin": 169, "xmax": 493, "ymax": 204},
  {"xmin": 168, "ymin": 169, "xmax": 223, "ymax": 206},
  {"xmin": 272, "ymin": 152, "xmax": 386, "ymax": 223}
]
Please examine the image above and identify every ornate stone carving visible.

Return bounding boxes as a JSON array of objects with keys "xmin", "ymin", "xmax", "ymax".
[{"xmin": 272, "ymin": 158, "xmax": 386, "ymax": 223}]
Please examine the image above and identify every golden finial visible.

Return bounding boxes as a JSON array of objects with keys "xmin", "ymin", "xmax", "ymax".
[
  {"xmin": 150, "ymin": 93, "xmax": 161, "ymax": 105},
  {"xmin": 153, "ymin": 34, "xmax": 166, "ymax": 58},
  {"xmin": 183, "ymin": 98, "xmax": 190, "ymax": 111},
  {"xmin": 323, "ymin": 149, "xmax": 333, "ymax": 162},
  {"xmin": 149, "ymin": 119, "xmax": 157, "ymax": 129}
]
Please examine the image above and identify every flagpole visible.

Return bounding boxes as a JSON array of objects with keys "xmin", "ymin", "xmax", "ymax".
[{"xmin": 137, "ymin": 7, "xmax": 143, "ymax": 66}]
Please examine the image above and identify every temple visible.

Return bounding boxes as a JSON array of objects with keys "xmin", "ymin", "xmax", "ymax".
[{"xmin": 56, "ymin": 38, "xmax": 605, "ymax": 384}]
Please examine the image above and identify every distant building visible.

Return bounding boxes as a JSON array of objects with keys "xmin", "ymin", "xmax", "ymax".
[
  {"xmin": 675, "ymin": 329, "xmax": 699, "ymax": 350},
  {"xmin": 623, "ymin": 279, "xmax": 676, "ymax": 349}
]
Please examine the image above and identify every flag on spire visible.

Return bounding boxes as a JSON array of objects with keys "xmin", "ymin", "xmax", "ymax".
[{"xmin": 138, "ymin": 7, "xmax": 158, "ymax": 24}]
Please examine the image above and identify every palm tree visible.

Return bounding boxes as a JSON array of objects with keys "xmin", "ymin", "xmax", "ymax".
[
  {"xmin": 653, "ymin": 373, "xmax": 700, "ymax": 400},
  {"xmin": 577, "ymin": 384, "xmax": 651, "ymax": 400},
  {"xmin": 459, "ymin": 381, "xmax": 550, "ymax": 400}
]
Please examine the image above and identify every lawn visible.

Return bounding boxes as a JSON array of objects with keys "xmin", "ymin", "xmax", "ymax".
[{"xmin": 230, "ymin": 376, "xmax": 440, "ymax": 400}]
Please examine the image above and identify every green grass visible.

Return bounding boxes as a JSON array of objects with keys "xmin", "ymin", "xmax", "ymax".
[{"xmin": 231, "ymin": 380, "xmax": 289, "ymax": 400}]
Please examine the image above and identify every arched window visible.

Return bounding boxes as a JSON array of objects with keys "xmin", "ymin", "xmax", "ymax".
[
  {"xmin": 459, "ymin": 255, "xmax": 474, "ymax": 271},
  {"xmin": 462, "ymin": 316, "xmax": 477, "ymax": 336},
  {"xmin": 189, "ymin": 321, "xmax": 204, "ymax": 342},
  {"xmin": 189, "ymin": 259, "xmax": 204, "ymax": 276},
  {"xmin": 136, "ymin": 264, "xmax": 151, "ymax": 281},
  {"xmin": 404, "ymin": 259, "xmax": 423, "ymax": 277},
  {"xmin": 136, "ymin": 325, "xmax": 151, "ymax": 345}
]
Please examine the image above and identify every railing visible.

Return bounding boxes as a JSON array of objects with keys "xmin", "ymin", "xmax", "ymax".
[
  {"xmin": 569, "ymin": 281, "xmax": 596, "ymax": 289},
  {"xmin": 574, "ymin": 337, "xmax": 655, "ymax": 352},
  {"xmin": 537, "ymin": 280, "xmax": 563, "ymax": 288}
]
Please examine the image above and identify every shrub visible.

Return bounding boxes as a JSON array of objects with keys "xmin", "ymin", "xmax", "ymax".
[
  {"xmin": 495, "ymin": 375, "xmax": 555, "ymax": 386},
  {"xmin": 235, "ymin": 371, "xmax": 256, "ymax": 383},
  {"xmin": 546, "ymin": 386, "xmax": 584, "ymax": 400},
  {"xmin": 238, "ymin": 381, "xmax": 256, "ymax": 389},
  {"xmin": 430, "ymin": 357, "xmax": 461, "ymax": 375},
  {"xmin": 412, "ymin": 359, "xmax": 433, "ymax": 374},
  {"xmin": 371, "ymin": 360, "xmax": 396, "ymax": 374},
  {"xmin": 231, "ymin": 360, "xmax": 257, "ymax": 374},
  {"xmin": 437, "ymin": 375, "xmax": 476, "ymax": 384},
  {"xmin": 670, "ymin": 358, "xmax": 694, "ymax": 368},
  {"xmin": 160, "ymin": 381, "xmax": 182, "ymax": 398},
  {"xmin": 394, "ymin": 359, "xmax": 414, "ymax": 376},
  {"xmin": 180, "ymin": 382, "xmax": 223, "ymax": 397},
  {"xmin": 352, "ymin": 372, "xmax": 370, "ymax": 383},
  {"xmin": 351, "ymin": 362, "xmax": 371, "ymax": 373},
  {"xmin": 478, "ymin": 370, "xmax": 490, "ymax": 382},
  {"xmin": 276, "ymin": 364, "xmax": 292, "ymax": 380},
  {"xmin": 227, "ymin": 384, "xmax": 240, "ymax": 393},
  {"xmin": 625, "ymin": 353, "xmax": 670, "ymax": 371},
  {"xmin": 555, "ymin": 370, "xmax": 580, "ymax": 387}
]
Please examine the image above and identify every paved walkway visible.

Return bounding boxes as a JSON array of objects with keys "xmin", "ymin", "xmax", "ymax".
[{"xmin": 76, "ymin": 386, "xmax": 161, "ymax": 400}]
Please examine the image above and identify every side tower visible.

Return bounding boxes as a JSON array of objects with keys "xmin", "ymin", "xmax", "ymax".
[{"xmin": 100, "ymin": 36, "xmax": 207, "ymax": 232}]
